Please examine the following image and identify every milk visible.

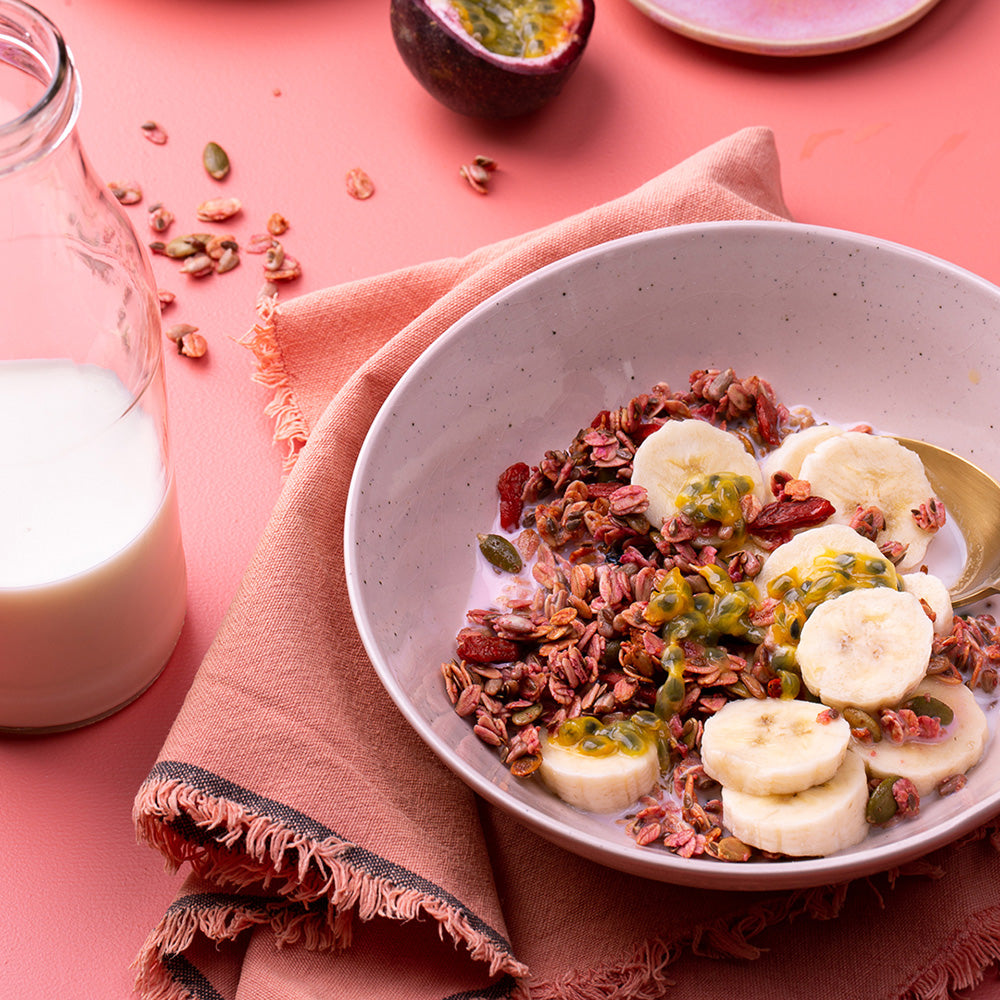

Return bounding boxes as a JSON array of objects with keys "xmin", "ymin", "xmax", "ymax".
[{"xmin": 0, "ymin": 360, "xmax": 186, "ymax": 730}]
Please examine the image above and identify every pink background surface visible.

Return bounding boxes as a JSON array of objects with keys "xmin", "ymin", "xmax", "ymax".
[{"xmin": 4, "ymin": 0, "xmax": 1000, "ymax": 995}]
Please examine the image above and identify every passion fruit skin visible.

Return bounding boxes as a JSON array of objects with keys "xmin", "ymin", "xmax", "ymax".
[{"xmin": 390, "ymin": 0, "xmax": 595, "ymax": 119}]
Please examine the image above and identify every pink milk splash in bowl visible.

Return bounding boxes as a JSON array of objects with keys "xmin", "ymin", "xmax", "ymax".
[{"xmin": 0, "ymin": 1, "xmax": 185, "ymax": 732}]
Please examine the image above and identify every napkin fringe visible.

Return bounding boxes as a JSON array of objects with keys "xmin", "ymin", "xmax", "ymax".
[
  {"xmin": 134, "ymin": 769, "xmax": 528, "ymax": 985},
  {"xmin": 241, "ymin": 293, "xmax": 309, "ymax": 470},
  {"xmin": 518, "ymin": 882, "xmax": 855, "ymax": 999},
  {"xmin": 901, "ymin": 906, "xmax": 1000, "ymax": 1000}
]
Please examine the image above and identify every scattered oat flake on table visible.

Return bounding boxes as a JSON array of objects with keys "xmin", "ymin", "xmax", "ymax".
[
  {"xmin": 346, "ymin": 167, "xmax": 374, "ymax": 200},
  {"xmin": 140, "ymin": 121, "xmax": 168, "ymax": 145},
  {"xmin": 177, "ymin": 331, "xmax": 208, "ymax": 358},
  {"xmin": 245, "ymin": 232, "xmax": 275, "ymax": 254},
  {"xmin": 204, "ymin": 234, "xmax": 235, "ymax": 260},
  {"xmin": 147, "ymin": 203, "xmax": 174, "ymax": 233},
  {"xmin": 216, "ymin": 247, "xmax": 240, "ymax": 274},
  {"xmin": 109, "ymin": 180, "xmax": 142, "ymax": 204},
  {"xmin": 179, "ymin": 252, "xmax": 214, "ymax": 277},
  {"xmin": 267, "ymin": 255, "xmax": 301, "ymax": 282},
  {"xmin": 267, "ymin": 212, "xmax": 289, "ymax": 236},
  {"xmin": 460, "ymin": 155, "xmax": 498, "ymax": 195},
  {"xmin": 164, "ymin": 323, "xmax": 197, "ymax": 343},
  {"xmin": 196, "ymin": 197, "xmax": 242, "ymax": 222}
]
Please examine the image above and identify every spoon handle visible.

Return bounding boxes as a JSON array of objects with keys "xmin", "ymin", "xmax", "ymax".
[{"xmin": 951, "ymin": 584, "xmax": 1000, "ymax": 611}]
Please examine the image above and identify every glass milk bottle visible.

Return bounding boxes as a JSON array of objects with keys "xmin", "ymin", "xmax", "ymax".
[{"xmin": 0, "ymin": 2, "xmax": 186, "ymax": 731}]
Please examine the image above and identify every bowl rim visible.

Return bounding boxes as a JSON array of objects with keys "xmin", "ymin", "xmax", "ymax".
[{"xmin": 345, "ymin": 218, "xmax": 1000, "ymax": 890}]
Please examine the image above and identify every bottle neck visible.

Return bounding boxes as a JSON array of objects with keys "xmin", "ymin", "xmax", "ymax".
[{"xmin": 0, "ymin": 1, "xmax": 79, "ymax": 178}]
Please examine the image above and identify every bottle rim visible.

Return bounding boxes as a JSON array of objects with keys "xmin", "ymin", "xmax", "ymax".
[{"xmin": 0, "ymin": 0, "xmax": 79, "ymax": 171}]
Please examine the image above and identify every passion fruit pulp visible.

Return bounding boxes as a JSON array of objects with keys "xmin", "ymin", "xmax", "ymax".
[{"xmin": 390, "ymin": 0, "xmax": 595, "ymax": 119}]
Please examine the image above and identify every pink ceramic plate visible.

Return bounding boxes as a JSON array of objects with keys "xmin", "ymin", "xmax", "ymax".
[{"xmin": 627, "ymin": 0, "xmax": 944, "ymax": 56}]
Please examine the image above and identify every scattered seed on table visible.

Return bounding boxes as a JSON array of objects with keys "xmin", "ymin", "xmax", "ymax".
[
  {"xmin": 196, "ymin": 196, "xmax": 242, "ymax": 222},
  {"xmin": 148, "ymin": 203, "xmax": 174, "ymax": 233},
  {"xmin": 460, "ymin": 155, "xmax": 498, "ymax": 195},
  {"xmin": 179, "ymin": 252, "xmax": 214, "ymax": 277},
  {"xmin": 205, "ymin": 234, "xmax": 236, "ymax": 260},
  {"xmin": 109, "ymin": 180, "xmax": 142, "ymax": 204},
  {"xmin": 177, "ymin": 331, "xmax": 208, "ymax": 358},
  {"xmin": 164, "ymin": 322, "xmax": 198, "ymax": 343},
  {"xmin": 346, "ymin": 167, "xmax": 374, "ymax": 200},
  {"xmin": 266, "ymin": 255, "xmax": 301, "ymax": 281},
  {"xmin": 246, "ymin": 232, "xmax": 275, "ymax": 254},
  {"xmin": 267, "ymin": 212, "xmax": 289, "ymax": 236},
  {"xmin": 202, "ymin": 141, "xmax": 230, "ymax": 180},
  {"xmin": 216, "ymin": 247, "xmax": 239, "ymax": 273},
  {"xmin": 263, "ymin": 242, "xmax": 285, "ymax": 271},
  {"xmin": 157, "ymin": 289, "xmax": 176, "ymax": 311},
  {"xmin": 140, "ymin": 121, "xmax": 168, "ymax": 145},
  {"xmin": 163, "ymin": 235, "xmax": 201, "ymax": 259}
]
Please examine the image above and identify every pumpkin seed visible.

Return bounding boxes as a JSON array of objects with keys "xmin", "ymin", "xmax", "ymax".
[
  {"xmin": 511, "ymin": 703, "xmax": 542, "ymax": 726},
  {"xmin": 163, "ymin": 236, "xmax": 200, "ymax": 259},
  {"xmin": 478, "ymin": 533, "xmax": 522, "ymax": 573},
  {"xmin": 842, "ymin": 706, "xmax": 882, "ymax": 742},
  {"xmin": 902, "ymin": 694, "xmax": 954, "ymax": 726},
  {"xmin": 866, "ymin": 776, "xmax": 899, "ymax": 825},
  {"xmin": 203, "ymin": 141, "xmax": 231, "ymax": 180},
  {"xmin": 707, "ymin": 836, "xmax": 752, "ymax": 863}
]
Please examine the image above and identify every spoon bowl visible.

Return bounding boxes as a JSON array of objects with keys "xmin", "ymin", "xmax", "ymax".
[{"xmin": 895, "ymin": 437, "xmax": 1000, "ymax": 609}]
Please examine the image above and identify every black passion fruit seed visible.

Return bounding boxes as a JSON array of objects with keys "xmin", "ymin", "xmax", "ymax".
[
  {"xmin": 478, "ymin": 532, "xmax": 522, "ymax": 573},
  {"xmin": 390, "ymin": 0, "xmax": 595, "ymax": 119}
]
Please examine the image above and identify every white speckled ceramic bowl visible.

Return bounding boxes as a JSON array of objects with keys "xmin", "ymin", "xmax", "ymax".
[{"xmin": 345, "ymin": 220, "xmax": 1000, "ymax": 890}]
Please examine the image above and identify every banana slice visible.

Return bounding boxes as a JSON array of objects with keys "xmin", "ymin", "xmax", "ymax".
[
  {"xmin": 901, "ymin": 571, "xmax": 954, "ymax": 636},
  {"xmin": 760, "ymin": 424, "xmax": 845, "ymax": 492},
  {"xmin": 538, "ymin": 732, "xmax": 660, "ymax": 813},
  {"xmin": 630, "ymin": 418, "xmax": 765, "ymax": 531},
  {"xmin": 722, "ymin": 751, "xmax": 870, "ymax": 857},
  {"xmin": 796, "ymin": 587, "xmax": 932, "ymax": 713},
  {"xmin": 798, "ymin": 432, "xmax": 938, "ymax": 571},
  {"xmin": 701, "ymin": 697, "xmax": 850, "ymax": 796},
  {"xmin": 755, "ymin": 523, "xmax": 887, "ymax": 597},
  {"xmin": 852, "ymin": 676, "xmax": 988, "ymax": 797}
]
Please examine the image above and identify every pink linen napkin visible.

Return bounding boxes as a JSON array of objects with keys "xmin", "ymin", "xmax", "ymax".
[{"xmin": 132, "ymin": 126, "xmax": 1000, "ymax": 1000}]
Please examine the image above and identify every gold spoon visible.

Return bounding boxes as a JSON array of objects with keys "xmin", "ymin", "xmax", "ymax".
[{"xmin": 895, "ymin": 436, "xmax": 1000, "ymax": 609}]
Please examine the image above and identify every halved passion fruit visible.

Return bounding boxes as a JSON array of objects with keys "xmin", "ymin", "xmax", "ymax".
[{"xmin": 390, "ymin": 0, "xmax": 595, "ymax": 119}]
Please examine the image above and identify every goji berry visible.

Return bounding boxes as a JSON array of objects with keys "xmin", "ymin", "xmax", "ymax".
[
  {"xmin": 749, "ymin": 497, "xmax": 835, "ymax": 539},
  {"xmin": 585, "ymin": 481, "xmax": 620, "ymax": 498},
  {"xmin": 755, "ymin": 389, "xmax": 782, "ymax": 447},
  {"xmin": 497, "ymin": 462, "xmax": 530, "ymax": 532},
  {"xmin": 457, "ymin": 632, "xmax": 520, "ymax": 664},
  {"xmin": 631, "ymin": 421, "xmax": 663, "ymax": 443}
]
